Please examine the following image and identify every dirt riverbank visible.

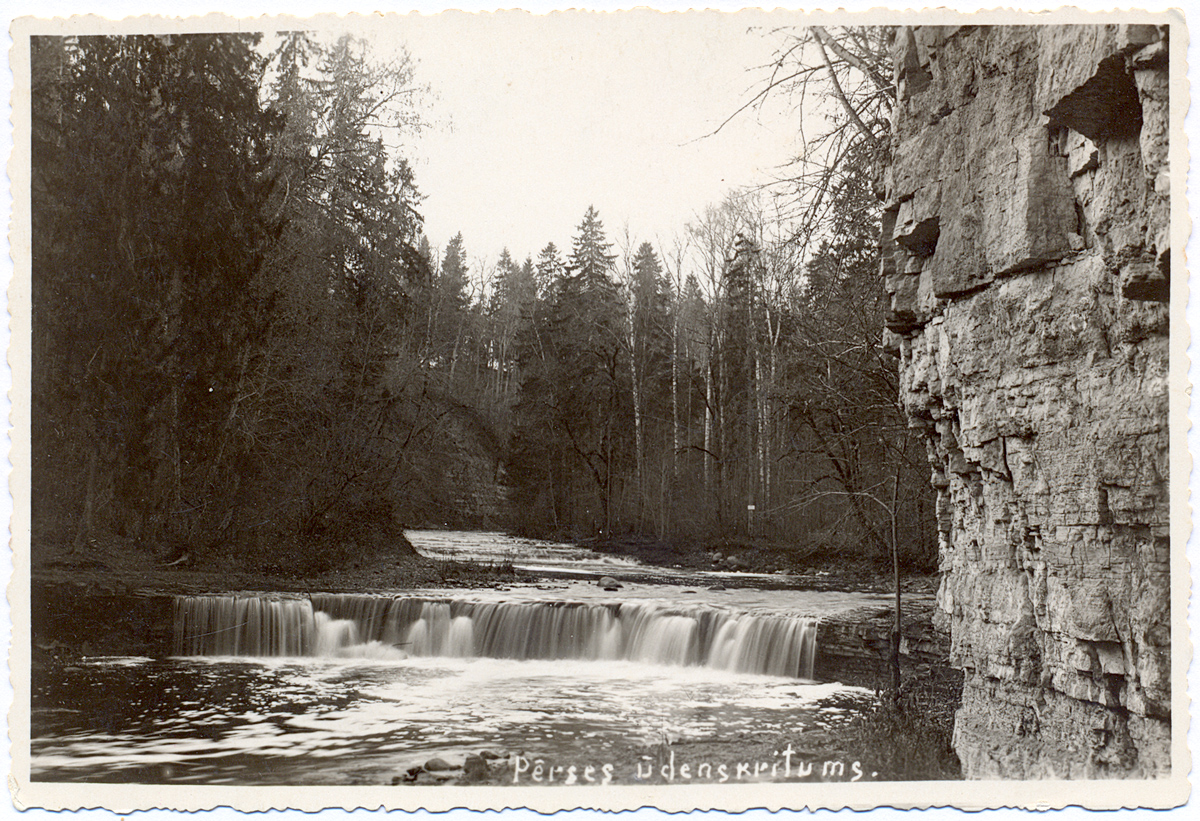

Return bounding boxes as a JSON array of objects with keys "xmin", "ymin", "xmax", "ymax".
[
  {"xmin": 29, "ymin": 533, "xmax": 529, "ymax": 598},
  {"xmin": 583, "ymin": 533, "xmax": 940, "ymax": 596}
]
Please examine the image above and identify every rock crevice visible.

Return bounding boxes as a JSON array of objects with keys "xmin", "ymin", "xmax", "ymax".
[{"xmin": 884, "ymin": 24, "xmax": 1170, "ymax": 779}]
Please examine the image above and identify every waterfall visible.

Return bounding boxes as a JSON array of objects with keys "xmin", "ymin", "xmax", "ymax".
[{"xmin": 174, "ymin": 593, "xmax": 820, "ymax": 679}]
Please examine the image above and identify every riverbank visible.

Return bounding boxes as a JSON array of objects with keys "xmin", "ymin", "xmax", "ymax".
[
  {"xmin": 31, "ymin": 527, "xmax": 940, "ymax": 600},
  {"xmin": 29, "ymin": 533, "xmax": 530, "ymax": 599},
  {"xmin": 30, "ymin": 533, "xmax": 527, "ymax": 663},
  {"xmin": 583, "ymin": 533, "xmax": 939, "ymax": 595}
]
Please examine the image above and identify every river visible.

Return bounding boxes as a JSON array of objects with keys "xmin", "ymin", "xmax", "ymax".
[{"xmin": 31, "ymin": 530, "xmax": 891, "ymax": 785}]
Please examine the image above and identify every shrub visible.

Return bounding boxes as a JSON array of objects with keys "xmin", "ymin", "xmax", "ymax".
[{"xmin": 848, "ymin": 678, "xmax": 962, "ymax": 780}]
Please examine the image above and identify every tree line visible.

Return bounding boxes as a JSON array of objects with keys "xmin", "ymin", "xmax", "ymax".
[
  {"xmin": 434, "ymin": 182, "xmax": 931, "ymax": 568},
  {"xmin": 31, "ymin": 28, "xmax": 935, "ymax": 574},
  {"xmin": 421, "ymin": 23, "xmax": 932, "ymax": 567},
  {"xmin": 33, "ymin": 32, "xmax": 483, "ymax": 572}
]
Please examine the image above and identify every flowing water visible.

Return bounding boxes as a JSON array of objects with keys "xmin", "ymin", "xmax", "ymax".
[
  {"xmin": 407, "ymin": 528, "xmax": 793, "ymax": 582},
  {"xmin": 174, "ymin": 593, "xmax": 821, "ymax": 677},
  {"xmin": 32, "ymin": 531, "xmax": 888, "ymax": 785}
]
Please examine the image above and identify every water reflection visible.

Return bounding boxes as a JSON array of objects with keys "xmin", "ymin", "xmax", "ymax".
[{"xmin": 32, "ymin": 655, "xmax": 868, "ymax": 785}]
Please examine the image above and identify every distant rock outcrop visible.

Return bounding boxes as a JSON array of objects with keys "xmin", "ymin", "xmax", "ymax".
[{"xmin": 883, "ymin": 24, "xmax": 1172, "ymax": 778}]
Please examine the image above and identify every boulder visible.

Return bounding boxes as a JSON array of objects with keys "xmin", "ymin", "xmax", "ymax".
[{"xmin": 462, "ymin": 754, "xmax": 489, "ymax": 780}]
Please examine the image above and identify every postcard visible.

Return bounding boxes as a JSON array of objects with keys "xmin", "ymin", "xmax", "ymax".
[{"xmin": 7, "ymin": 5, "xmax": 1191, "ymax": 814}]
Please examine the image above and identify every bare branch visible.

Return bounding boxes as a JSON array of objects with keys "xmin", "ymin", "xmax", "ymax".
[
  {"xmin": 812, "ymin": 26, "xmax": 895, "ymax": 102},
  {"xmin": 812, "ymin": 33, "xmax": 880, "ymax": 152}
]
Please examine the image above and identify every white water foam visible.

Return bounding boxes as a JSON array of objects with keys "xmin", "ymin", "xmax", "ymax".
[{"xmin": 174, "ymin": 593, "xmax": 820, "ymax": 679}]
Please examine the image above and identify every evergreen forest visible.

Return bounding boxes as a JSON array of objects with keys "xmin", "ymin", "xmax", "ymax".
[{"xmin": 30, "ymin": 29, "xmax": 936, "ymax": 577}]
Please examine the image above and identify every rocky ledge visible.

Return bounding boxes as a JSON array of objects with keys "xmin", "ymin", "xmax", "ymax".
[{"xmin": 815, "ymin": 596, "xmax": 958, "ymax": 693}]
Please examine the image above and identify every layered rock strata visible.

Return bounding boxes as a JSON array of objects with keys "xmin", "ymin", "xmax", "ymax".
[
  {"xmin": 883, "ymin": 25, "xmax": 1171, "ymax": 778},
  {"xmin": 815, "ymin": 597, "xmax": 959, "ymax": 693}
]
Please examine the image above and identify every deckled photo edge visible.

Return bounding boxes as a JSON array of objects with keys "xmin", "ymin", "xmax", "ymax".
[{"xmin": 8, "ymin": 6, "xmax": 1192, "ymax": 813}]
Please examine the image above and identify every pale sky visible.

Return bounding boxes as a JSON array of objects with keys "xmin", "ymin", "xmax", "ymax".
[
  {"xmin": 349, "ymin": 11, "xmax": 808, "ymax": 266},
  {"xmin": 2, "ymin": 6, "xmax": 1198, "ymax": 821}
]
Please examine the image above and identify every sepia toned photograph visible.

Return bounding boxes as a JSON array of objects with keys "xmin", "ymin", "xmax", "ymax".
[{"xmin": 8, "ymin": 6, "xmax": 1190, "ymax": 814}]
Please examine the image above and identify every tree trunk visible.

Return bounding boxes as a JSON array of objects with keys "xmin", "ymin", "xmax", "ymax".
[
  {"xmin": 71, "ymin": 447, "xmax": 99, "ymax": 553},
  {"xmin": 671, "ymin": 302, "xmax": 683, "ymax": 482},
  {"xmin": 704, "ymin": 339, "xmax": 716, "ymax": 499},
  {"xmin": 890, "ymin": 457, "xmax": 903, "ymax": 701},
  {"xmin": 745, "ymin": 286, "xmax": 757, "ymax": 531},
  {"xmin": 627, "ymin": 301, "xmax": 645, "ymax": 522}
]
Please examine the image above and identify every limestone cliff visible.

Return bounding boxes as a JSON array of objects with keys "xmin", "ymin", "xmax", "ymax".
[{"xmin": 883, "ymin": 24, "xmax": 1171, "ymax": 778}]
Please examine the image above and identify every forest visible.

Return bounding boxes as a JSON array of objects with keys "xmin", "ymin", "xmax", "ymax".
[{"xmin": 30, "ymin": 28, "xmax": 936, "ymax": 577}]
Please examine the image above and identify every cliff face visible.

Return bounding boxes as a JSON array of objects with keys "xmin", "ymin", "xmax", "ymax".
[{"xmin": 883, "ymin": 25, "xmax": 1171, "ymax": 778}]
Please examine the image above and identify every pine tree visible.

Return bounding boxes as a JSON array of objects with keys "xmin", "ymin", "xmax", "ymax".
[
  {"xmin": 440, "ymin": 233, "xmax": 470, "ymax": 309},
  {"xmin": 487, "ymin": 248, "xmax": 539, "ymax": 407},
  {"xmin": 243, "ymin": 33, "xmax": 430, "ymax": 562},
  {"xmin": 567, "ymin": 205, "xmax": 618, "ymax": 294},
  {"xmin": 505, "ymin": 209, "xmax": 634, "ymax": 536},
  {"xmin": 32, "ymin": 34, "xmax": 277, "ymax": 550},
  {"xmin": 535, "ymin": 242, "xmax": 566, "ymax": 297},
  {"xmin": 625, "ymin": 241, "xmax": 673, "ymax": 528}
]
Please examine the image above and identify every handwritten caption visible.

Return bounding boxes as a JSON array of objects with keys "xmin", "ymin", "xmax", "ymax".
[{"xmin": 511, "ymin": 745, "xmax": 878, "ymax": 784}]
